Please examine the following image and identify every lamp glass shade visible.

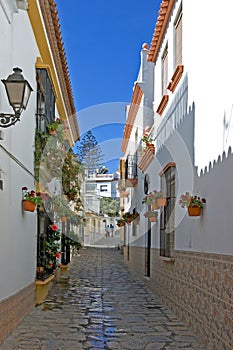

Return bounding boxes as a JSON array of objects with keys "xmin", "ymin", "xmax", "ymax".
[{"xmin": 2, "ymin": 67, "xmax": 33, "ymax": 112}]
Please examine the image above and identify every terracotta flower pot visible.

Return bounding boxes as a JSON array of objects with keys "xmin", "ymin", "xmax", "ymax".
[
  {"xmin": 68, "ymin": 193, "xmax": 75, "ymax": 200},
  {"xmin": 149, "ymin": 216, "xmax": 158, "ymax": 222},
  {"xmin": 118, "ymin": 222, "xmax": 125, "ymax": 227},
  {"xmin": 61, "ymin": 216, "xmax": 67, "ymax": 222},
  {"xmin": 23, "ymin": 200, "xmax": 36, "ymax": 212},
  {"xmin": 49, "ymin": 129, "xmax": 57, "ymax": 136},
  {"xmin": 151, "ymin": 202, "xmax": 159, "ymax": 210},
  {"xmin": 146, "ymin": 143, "xmax": 155, "ymax": 154},
  {"xmin": 157, "ymin": 198, "xmax": 167, "ymax": 207},
  {"xmin": 188, "ymin": 206, "xmax": 202, "ymax": 217},
  {"xmin": 133, "ymin": 216, "xmax": 140, "ymax": 225}
]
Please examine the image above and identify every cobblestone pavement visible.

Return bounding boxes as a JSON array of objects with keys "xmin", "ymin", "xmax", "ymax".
[{"xmin": 1, "ymin": 247, "xmax": 206, "ymax": 350}]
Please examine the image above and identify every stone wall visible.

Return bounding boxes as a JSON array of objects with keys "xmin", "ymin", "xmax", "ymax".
[
  {"xmin": 0, "ymin": 283, "xmax": 35, "ymax": 344},
  {"xmin": 124, "ymin": 246, "xmax": 232, "ymax": 350}
]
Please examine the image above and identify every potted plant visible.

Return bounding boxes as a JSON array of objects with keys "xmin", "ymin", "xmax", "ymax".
[
  {"xmin": 144, "ymin": 210, "xmax": 158, "ymax": 222},
  {"xmin": 22, "ymin": 187, "xmax": 44, "ymax": 212},
  {"xmin": 141, "ymin": 133, "xmax": 153, "ymax": 145},
  {"xmin": 46, "ymin": 118, "xmax": 62, "ymax": 135},
  {"xmin": 132, "ymin": 211, "xmax": 140, "ymax": 225},
  {"xmin": 66, "ymin": 187, "xmax": 78, "ymax": 201},
  {"xmin": 116, "ymin": 219, "xmax": 125, "ymax": 227},
  {"xmin": 141, "ymin": 133, "xmax": 155, "ymax": 153},
  {"xmin": 179, "ymin": 192, "xmax": 206, "ymax": 216},
  {"xmin": 156, "ymin": 191, "xmax": 167, "ymax": 207},
  {"xmin": 122, "ymin": 212, "xmax": 134, "ymax": 224},
  {"xmin": 142, "ymin": 190, "xmax": 166, "ymax": 209}
]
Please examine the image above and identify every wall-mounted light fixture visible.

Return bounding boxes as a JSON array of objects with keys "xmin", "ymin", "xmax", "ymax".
[{"xmin": 0, "ymin": 67, "xmax": 33, "ymax": 128}]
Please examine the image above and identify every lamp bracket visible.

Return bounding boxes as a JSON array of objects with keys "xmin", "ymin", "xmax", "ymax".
[{"xmin": 0, "ymin": 111, "xmax": 21, "ymax": 128}]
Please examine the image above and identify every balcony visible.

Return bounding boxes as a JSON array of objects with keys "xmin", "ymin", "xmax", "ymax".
[{"xmin": 138, "ymin": 147, "xmax": 155, "ymax": 173}]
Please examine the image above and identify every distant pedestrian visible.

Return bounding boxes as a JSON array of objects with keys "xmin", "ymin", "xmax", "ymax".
[
  {"xmin": 106, "ymin": 225, "xmax": 110, "ymax": 238},
  {"xmin": 109, "ymin": 224, "xmax": 114, "ymax": 237}
]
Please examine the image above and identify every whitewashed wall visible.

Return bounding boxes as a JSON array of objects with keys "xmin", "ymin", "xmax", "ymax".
[
  {"xmin": 153, "ymin": 0, "xmax": 233, "ymax": 172},
  {"xmin": 183, "ymin": 0, "xmax": 233, "ymax": 171},
  {"xmin": 0, "ymin": 2, "xmax": 39, "ymax": 300}
]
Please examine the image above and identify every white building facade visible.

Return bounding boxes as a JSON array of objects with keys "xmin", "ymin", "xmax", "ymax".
[
  {"xmin": 0, "ymin": 0, "xmax": 79, "ymax": 343},
  {"xmin": 120, "ymin": 1, "xmax": 233, "ymax": 349},
  {"xmin": 0, "ymin": 1, "xmax": 40, "ymax": 343}
]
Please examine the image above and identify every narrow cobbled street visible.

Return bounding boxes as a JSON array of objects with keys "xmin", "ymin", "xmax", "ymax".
[{"xmin": 1, "ymin": 248, "xmax": 205, "ymax": 350}]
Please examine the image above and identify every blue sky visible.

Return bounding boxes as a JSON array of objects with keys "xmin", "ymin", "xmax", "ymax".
[{"xmin": 55, "ymin": 0, "xmax": 160, "ymax": 172}]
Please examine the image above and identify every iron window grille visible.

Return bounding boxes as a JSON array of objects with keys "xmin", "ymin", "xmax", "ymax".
[
  {"xmin": 125, "ymin": 155, "xmax": 137, "ymax": 180},
  {"xmin": 36, "ymin": 68, "xmax": 56, "ymax": 132}
]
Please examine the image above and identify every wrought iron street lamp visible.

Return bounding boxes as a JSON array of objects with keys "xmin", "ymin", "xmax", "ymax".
[{"xmin": 0, "ymin": 67, "xmax": 33, "ymax": 128}]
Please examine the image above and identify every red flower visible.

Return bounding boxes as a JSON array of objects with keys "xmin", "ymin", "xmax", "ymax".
[
  {"xmin": 22, "ymin": 186, "xmax": 28, "ymax": 191},
  {"xmin": 55, "ymin": 252, "xmax": 60, "ymax": 258},
  {"xmin": 51, "ymin": 224, "xmax": 58, "ymax": 231}
]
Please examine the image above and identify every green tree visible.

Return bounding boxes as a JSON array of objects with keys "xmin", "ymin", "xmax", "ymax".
[
  {"xmin": 76, "ymin": 131, "xmax": 104, "ymax": 176},
  {"xmin": 100, "ymin": 197, "xmax": 120, "ymax": 217}
]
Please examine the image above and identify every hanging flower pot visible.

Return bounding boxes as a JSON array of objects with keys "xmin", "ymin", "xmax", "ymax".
[
  {"xmin": 118, "ymin": 222, "xmax": 125, "ymax": 227},
  {"xmin": 61, "ymin": 216, "xmax": 67, "ymax": 222},
  {"xmin": 151, "ymin": 202, "xmax": 159, "ymax": 210},
  {"xmin": 22, "ymin": 187, "xmax": 43, "ymax": 212},
  {"xmin": 146, "ymin": 143, "xmax": 155, "ymax": 154},
  {"xmin": 179, "ymin": 192, "xmax": 206, "ymax": 217},
  {"xmin": 49, "ymin": 129, "xmax": 57, "ymax": 136},
  {"xmin": 133, "ymin": 216, "xmax": 140, "ymax": 225},
  {"xmin": 23, "ymin": 199, "xmax": 36, "ymax": 212},
  {"xmin": 149, "ymin": 215, "xmax": 158, "ymax": 222},
  {"xmin": 68, "ymin": 193, "xmax": 75, "ymax": 200},
  {"xmin": 188, "ymin": 206, "xmax": 202, "ymax": 217},
  {"xmin": 117, "ymin": 219, "xmax": 125, "ymax": 227},
  {"xmin": 144, "ymin": 210, "xmax": 158, "ymax": 222},
  {"xmin": 157, "ymin": 198, "xmax": 167, "ymax": 207}
]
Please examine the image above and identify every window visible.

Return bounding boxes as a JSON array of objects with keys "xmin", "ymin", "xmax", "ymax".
[
  {"xmin": 36, "ymin": 68, "xmax": 56, "ymax": 132},
  {"xmin": 160, "ymin": 164, "xmax": 176, "ymax": 258},
  {"xmin": 125, "ymin": 155, "xmax": 137, "ymax": 179},
  {"xmin": 162, "ymin": 44, "xmax": 168, "ymax": 95},
  {"xmin": 86, "ymin": 183, "xmax": 96, "ymax": 192},
  {"xmin": 100, "ymin": 185, "xmax": 108, "ymax": 192},
  {"xmin": 174, "ymin": 6, "xmax": 182, "ymax": 68}
]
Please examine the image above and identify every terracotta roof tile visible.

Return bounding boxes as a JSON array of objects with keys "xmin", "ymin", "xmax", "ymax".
[{"xmin": 148, "ymin": 0, "xmax": 176, "ymax": 63}]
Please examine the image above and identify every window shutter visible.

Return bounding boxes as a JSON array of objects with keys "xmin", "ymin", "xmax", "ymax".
[
  {"xmin": 175, "ymin": 13, "xmax": 182, "ymax": 66},
  {"xmin": 120, "ymin": 158, "xmax": 125, "ymax": 180},
  {"xmin": 162, "ymin": 47, "xmax": 168, "ymax": 95}
]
